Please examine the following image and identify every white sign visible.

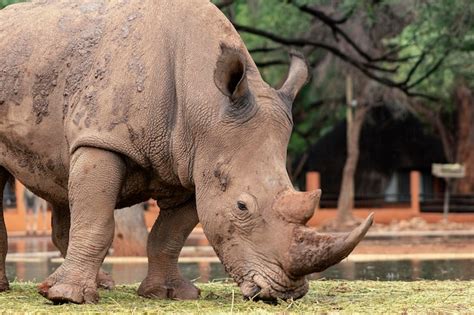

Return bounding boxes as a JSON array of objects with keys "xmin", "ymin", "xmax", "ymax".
[{"xmin": 432, "ymin": 163, "xmax": 465, "ymax": 179}]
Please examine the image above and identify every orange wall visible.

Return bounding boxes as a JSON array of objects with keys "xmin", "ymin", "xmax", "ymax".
[
  {"xmin": 307, "ymin": 208, "xmax": 474, "ymax": 225},
  {"xmin": 4, "ymin": 171, "xmax": 474, "ymax": 235},
  {"xmin": 4, "ymin": 181, "xmax": 161, "ymax": 233},
  {"xmin": 4, "ymin": 181, "xmax": 51, "ymax": 233}
]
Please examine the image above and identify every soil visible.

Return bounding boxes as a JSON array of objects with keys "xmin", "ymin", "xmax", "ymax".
[
  {"xmin": 371, "ymin": 217, "xmax": 474, "ymax": 232},
  {"xmin": 322, "ymin": 216, "xmax": 474, "ymax": 232},
  {"xmin": 354, "ymin": 238, "xmax": 474, "ymax": 254}
]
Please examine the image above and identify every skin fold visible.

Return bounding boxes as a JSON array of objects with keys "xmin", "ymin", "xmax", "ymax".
[{"xmin": 0, "ymin": 0, "xmax": 372, "ymax": 304}]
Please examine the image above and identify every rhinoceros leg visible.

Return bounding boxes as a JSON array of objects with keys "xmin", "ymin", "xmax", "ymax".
[
  {"xmin": 38, "ymin": 147, "xmax": 125, "ymax": 304},
  {"xmin": 138, "ymin": 200, "xmax": 200, "ymax": 300},
  {"xmin": 50, "ymin": 203, "xmax": 115, "ymax": 290},
  {"xmin": 0, "ymin": 167, "xmax": 10, "ymax": 292}
]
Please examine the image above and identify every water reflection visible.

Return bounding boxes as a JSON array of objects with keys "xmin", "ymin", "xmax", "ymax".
[
  {"xmin": 309, "ymin": 259, "xmax": 474, "ymax": 281},
  {"xmin": 6, "ymin": 258, "xmax": 474, "ymax": 284}
]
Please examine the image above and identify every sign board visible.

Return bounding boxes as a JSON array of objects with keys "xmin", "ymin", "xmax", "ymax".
[{"xmin": 432, "ymin": 163, "xmax": 465, "ymax": 179}]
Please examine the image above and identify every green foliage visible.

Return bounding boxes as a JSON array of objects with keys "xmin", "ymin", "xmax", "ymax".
[
  {"xmin": 389, "ymin": 0, "xmax": 474, "ymax": 138},
  {"xmin": 394, "ymin": 0, "xmax": 474, "ymax": 101},
  {"xmin": 231, "ymin": 0, "xmax": 312, "ymax": 87},
  {"xmin": 0, "ymin": 0, "xmax": 24, "ymax": 9},
  {"xmin": 222, "ymin": 0, "xmax": 474, "ymax": 163},
  {"xmin": 1, "ymin": 281, "xmax": 473, "ymax": 313}
]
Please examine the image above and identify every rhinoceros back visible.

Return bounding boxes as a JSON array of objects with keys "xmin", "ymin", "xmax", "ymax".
[{"xmin": 0, "ymin": 0, "xmax": 247, "ymax": 196}]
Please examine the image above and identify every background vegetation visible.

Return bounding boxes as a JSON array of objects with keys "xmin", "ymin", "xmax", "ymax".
[
  {"xmin": 212, "ymin": 0, "xmax": 474, "ymax": 222},
  {"xmin": 2, "ymin": 0, "xmax": 473, "ymax": 219},
  {"xmin": 214, "ymin": 0, "xmax": 473, "ymax": 177},
  {"xmin": 0, "ymin": 0, "xmax": 21, "ymax": 9}
]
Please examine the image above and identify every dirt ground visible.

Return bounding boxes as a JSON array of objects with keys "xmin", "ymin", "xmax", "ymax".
[
  {"xmin": 316, "ymin": 217, "xmax": 474, "ymax": 255},
  {"xmin": 354, "ymin": 238, "xmax": 474, "ymax": 254},
  {"xmin": 371, "ymin": 217, "xmax": 474, "ymax": 232}
]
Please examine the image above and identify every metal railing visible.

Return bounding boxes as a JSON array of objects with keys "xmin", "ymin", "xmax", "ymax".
[
  {"xmin": 319, "ymin": 194, "xmax": 412, "ymax": 209},
  {"xmin": 420, "ymin": 194, "xmax": 474, "ymax": 213}
]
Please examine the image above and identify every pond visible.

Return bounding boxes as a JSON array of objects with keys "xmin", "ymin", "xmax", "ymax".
[
  {"xmin": 6, "ymin": 236, "xmax": 474, "ymax": 284},
  {"xmin": 6, "ymin": 258, "xmax": 474, "ymax": 284}
]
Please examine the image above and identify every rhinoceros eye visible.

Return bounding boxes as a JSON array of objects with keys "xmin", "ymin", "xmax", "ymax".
[{"xmin": 237, "ymin": 201, "xmax": 248, "ymax": 211}]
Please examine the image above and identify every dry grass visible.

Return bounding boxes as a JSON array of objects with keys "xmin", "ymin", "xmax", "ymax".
[{"xmin": 0, "ymin": 280, "xmax": 473, "ymax": 314}]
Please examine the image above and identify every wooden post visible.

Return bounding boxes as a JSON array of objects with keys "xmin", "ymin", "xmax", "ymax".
[
  {"xmin": 443, "ymin": 179, "xmax": 451, "ymax": 222},
  {"xmin": 410, "ymin": 171, "xmax": 421, "ymax": 215},
  {"xmin": 305, "ymin": 171, "xmax": 320, "ymax": 191}
]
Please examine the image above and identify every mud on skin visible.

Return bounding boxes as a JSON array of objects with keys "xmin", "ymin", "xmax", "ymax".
[{"xmin": 0, "ymin": 0, "xmax": 373, "ymax": 304}]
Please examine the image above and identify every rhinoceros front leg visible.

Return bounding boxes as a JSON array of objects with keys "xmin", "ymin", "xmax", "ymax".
[
  {"xmin": 50, "ymin": 203, "xmax": 115, "ymax": 290},
  {"xmin": 138, "ymin": 200, "xmax": 200, "ymax": 300},
  {"xmin": 0, "ymin": 167, "xmax": 10, "ymax": 292},
  {"xmin": 38, "ymin": 147, "xmax": 125, "ymax": 304}
]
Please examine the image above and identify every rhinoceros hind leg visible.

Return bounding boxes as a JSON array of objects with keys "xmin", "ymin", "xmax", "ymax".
[
  {"xmin": 0, "ymin": 167, "xmax": 10, "ymax": 292},
  {"xmin": 50, "ymin": 204, "xmax": 115, "ymax": 290},
  {"xmin": 39, "ymin": 147, "xmax": 125, "ymax": 304},
  {"xmin": 138, "ymin": 200, "xmax": 200, "ymax": 300},
  {"xmin": 96, "ymin": 269, "xmax": 115, "ymax": 289}
]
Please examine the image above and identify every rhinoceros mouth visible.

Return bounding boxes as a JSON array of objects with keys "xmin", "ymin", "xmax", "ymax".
[{"xmin": 239, "ymin": 269, "xmax": 309, "ymax": 302}]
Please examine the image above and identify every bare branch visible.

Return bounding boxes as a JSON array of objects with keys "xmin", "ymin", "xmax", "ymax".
[
  {"xmin": 292, "ymin": 3, "xmax": 374, "ymax": 62},
  {"xmin": 402, "ymin": 52, "xmax": 426, "ymax": 85},
  {"xmin": 234, "ymin": 23, "xmax": 396, "ymax": 74},
  {"xmin": 255, "ymin": 59, "xmax": 287, "ymax": 67},
  {"xmin": 249, "ymin": 46, "xmax": 282, "ymax": 54},
  {"xmin": 291, "ymin": 2, "xmax": 419, "ymax": 64},
  {"xmin": 407, "ymin": 51, "xmax": 449, "ymax": 89},
  {"xmin": 234, "ymin": 23, "xmax": 441, "ymax": 101},
  {"xmin": 371, "ymin": 44, "xmax": 418, "ymax": 62}
]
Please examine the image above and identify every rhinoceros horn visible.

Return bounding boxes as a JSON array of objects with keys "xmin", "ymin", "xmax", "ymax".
[
  {"xmin": 275, "ymin": 189, "xmax": 374, "ymax": 277},
  {"xmin": 279, "ymin": 51, "xmax": 310, "ymax": 103},
  {"xmin": 273, "ymin": 189, "xmax": 322, "ymax": 224}
]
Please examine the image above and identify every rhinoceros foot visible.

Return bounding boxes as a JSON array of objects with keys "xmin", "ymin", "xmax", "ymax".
[
  {"xmin": 48, "ymin": 283, "xmax": 98, "ymax": 304},
  {"xmin": 138, "ymin": 276, "xmax": 200, "ymax": 300},
  {"xmin": 96, "ymin": 269, "xmax": 115, "ymax": 290},
  {"xmin": 0, "ymin": 276, "xmax": 9, "ymax": 292},
  {"xmin": 38, "ymin": 268, "xmax": 98, "ymax": 304}
]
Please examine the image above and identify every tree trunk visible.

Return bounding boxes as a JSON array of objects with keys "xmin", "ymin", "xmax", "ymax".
[
  {"xmin": 113, "ymin": 203, "xmax": 148, "ymax": 256},
  {"xmin": 337, "ymin": 105, "xmax": 368, "ymax": 223},
  {"xmin": 409, "ymin": 101, "xmax": 456, "ymax": 163},
  {"xmin": 454, "ymin": 82, "xmax": 474, "ymax": 193}
]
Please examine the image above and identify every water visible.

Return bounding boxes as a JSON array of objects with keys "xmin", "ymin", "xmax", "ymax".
[
  {"xmin": 6, "ymin": 236, "xmax": 474, "ymax": 284},
  {"xmin": 6, "ymin": 258, "xmax": 474, "ymax": 284}
]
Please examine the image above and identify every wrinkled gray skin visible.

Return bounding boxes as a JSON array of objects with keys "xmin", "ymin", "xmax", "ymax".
[{"xmin": 0, "ymin": 0, "xmax": 373, "ymax": 304}]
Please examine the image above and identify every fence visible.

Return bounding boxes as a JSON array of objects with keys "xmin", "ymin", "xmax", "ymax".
[
  {"xmin": 3, "ymin": 170, "xmax": 474, "ymax": 234},
  {"xmin": 305, "ymin": 170, "xmax": 474, "ymax": 225}
]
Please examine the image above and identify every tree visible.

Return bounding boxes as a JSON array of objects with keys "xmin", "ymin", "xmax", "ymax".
[
  {"xmin": 0, "ymin": 0, "xmax": 23, "ymax": 9},
  {"xmin": 216, "ymin": 0, "xmax": 473, "ymax": 223},
  {"xmin": 395, "ymin": 0, "xmax": 474, "ymax": 193},
  {"xmin": 113, "ymin": 204, "xmax": 148, "ymax": 256}
]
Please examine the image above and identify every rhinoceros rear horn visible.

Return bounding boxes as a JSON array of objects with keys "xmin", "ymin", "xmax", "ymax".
[
  {"xmin": 279, "ymin": 51, "xmax": 309, "ymax": 103},
  {"xmin": 214, "ymin": 44, "xmax": 248, "ymax": 101}
]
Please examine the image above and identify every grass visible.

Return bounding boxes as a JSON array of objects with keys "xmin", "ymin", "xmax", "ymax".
[{"xmin": 0, "ymin": 280, "xmax": 473, "ymax": 314}]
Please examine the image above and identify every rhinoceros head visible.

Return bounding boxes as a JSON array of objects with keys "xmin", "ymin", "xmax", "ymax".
[{"xmin": 193, "ymin": 45, "xmax": 373, "ymax": 301}]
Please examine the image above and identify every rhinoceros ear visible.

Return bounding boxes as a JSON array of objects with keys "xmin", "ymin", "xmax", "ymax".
[
  {"xmin": 214, "ymin": 44, "xmax": 249, "ymax": 101},
  {"xmin": 279, "ymin": 51, "xmax": 309, "ymax": 102}
]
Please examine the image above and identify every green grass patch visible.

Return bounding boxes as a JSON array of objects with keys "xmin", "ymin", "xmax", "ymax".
[{"xmin": 0, "ymin": 280, "xmax": 472, "ymax": 314}]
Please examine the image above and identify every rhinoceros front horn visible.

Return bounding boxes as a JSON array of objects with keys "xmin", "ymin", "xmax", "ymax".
[
  {"xmin": 274, "ymin": 189, "xmax": 321, "ymax": 224},
  {"xmin": 284, "ymin": 213, "xmax": 374, "ymax": 278}
]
